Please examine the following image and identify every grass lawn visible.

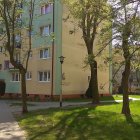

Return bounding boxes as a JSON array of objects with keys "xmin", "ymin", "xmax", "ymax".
[
  {"xmin": 63, "ymin": 95, "xmax": 122, "ymax": 102},
  {"xmin": 129, "ymin": 95, "xmax": 140, "ymax": 99},
  {"xmin": 17, "ymin": 101, "xmax": 140, "ymax": 140},
  {"xmin": 100, "ymin": 95, "xmax": 122, "ymax": 101}
]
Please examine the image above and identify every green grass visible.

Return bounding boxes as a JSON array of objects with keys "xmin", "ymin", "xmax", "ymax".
[
  {"xmin": 63, "ymin": 95, "xmax": 122, "ymax": 102},
  {"xmin": 100, "ymin": 95, "xmax": 122, "ymax": 101},
  {"xmin": 129, "ymin": 95, "xmax": 140, "ymax": 99},
  {"xmin": 17, "ymin": 101, "xmax": 140, "ymax": 140}
]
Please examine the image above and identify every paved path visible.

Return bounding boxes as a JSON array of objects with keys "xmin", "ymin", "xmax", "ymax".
[
  {"xmin": 7, "ymin": 97, "xmax": 140, "ymax": 112},
  {"xmin": 0, "ymin": 100, "xmax": 26, "ymax": 140},
  {"xmin": 7, "ymin": 101, "xmax": 91, "ymax": 112}
]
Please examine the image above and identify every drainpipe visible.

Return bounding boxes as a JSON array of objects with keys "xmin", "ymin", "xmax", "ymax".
[
  {"xmin": 109, "ymin": 42, "xmax": 113, "ymax": 95},
  {"xmin": 51, "ymin": 0, "xmax": 55, "ymax": 99}
]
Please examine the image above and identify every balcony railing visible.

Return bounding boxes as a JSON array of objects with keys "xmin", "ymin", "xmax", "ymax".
[{"xmin": 4, "ymin": 60, "xmax": 19, "ymax": 71}]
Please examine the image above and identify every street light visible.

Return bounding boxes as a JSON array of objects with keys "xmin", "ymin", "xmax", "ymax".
[{"xmin": 59, "ymin": 56, "xmax": 65, "ymax": 107}]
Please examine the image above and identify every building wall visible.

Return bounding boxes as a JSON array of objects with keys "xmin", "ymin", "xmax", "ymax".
[
  {"xmin": 0, "ymin": 53, "xmax": 20, "ymax": 94},
  {"xmin": 0, "ymin": 0, "xmax": 56, "ymax": 95},
  {"xmin": 62, "ymin": 6, "xmax": 110, "ymax": 95},
  {"xmin": 0, "ymin": 0, "xmax": 110, "ymax": 97}
]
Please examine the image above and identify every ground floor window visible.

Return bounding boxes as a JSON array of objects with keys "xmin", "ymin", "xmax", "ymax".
[
  {"xmin": 12, "ymin": 72, "xmax": 20, "ymax": 82},
  {"xmin": 38, "ymin": 71, "xmax": 50, "ymax": 82}
]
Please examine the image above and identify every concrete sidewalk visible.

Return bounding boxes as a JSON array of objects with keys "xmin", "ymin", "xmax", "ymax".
[
  {"xmin": 6, "ymin": 97, "xmax": 140, "ymax": 112},
  {"xmin": 0, "ymin": 100, "xmax": 26, "ymax": 140}
]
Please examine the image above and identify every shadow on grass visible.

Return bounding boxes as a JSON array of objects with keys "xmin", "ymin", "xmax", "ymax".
[
  {"xmin": 100, "ymin": 102, "xmax": 119, "ymax": 106},
  {"xmin": 100, "ymin": 95, "xmax": 116, "ymax": 101},
  {"xmin": 18, "ymin": 105, "xmax": 140, "ymax": 140},
  {"xmin": 125, "ymin": 114, "xmax": 140, "ymax": 128},
  {"xmin": 63, "ymin": 95, "xmax": 120, "ymax": 103},
  {"xmin": 125, "ymin": 115, "xmax": 134, "ymax": 124}
]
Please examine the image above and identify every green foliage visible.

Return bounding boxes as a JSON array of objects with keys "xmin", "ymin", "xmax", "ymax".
[
  {"xmin": 63, "ymin": 0, "xmax": 113, "ymax": 67},
  {"xmin": 63, "ymin": 0, "xmax": 111, "ymax": 40},
  {"xmin": 83, "ymin": 54, "xmax": 95, "ymax": 68}
]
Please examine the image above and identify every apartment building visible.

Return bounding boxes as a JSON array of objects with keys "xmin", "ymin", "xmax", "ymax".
[{"xmin": 0, "ymin": 0, "xmax": 111, "ymax": 98}]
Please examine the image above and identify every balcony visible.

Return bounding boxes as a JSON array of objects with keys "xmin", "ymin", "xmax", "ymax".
[
  {"xmin": 4, "ymin": 60, "xmax": 19, "ymax": 71},
  {"xmin": 9, "ymin": 63, "xmax": 15, "ymax": 70}
]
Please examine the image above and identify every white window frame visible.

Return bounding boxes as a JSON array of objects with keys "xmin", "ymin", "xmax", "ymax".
[
  {"xmin": 15, "ymin": 34, "xmax": 21, "ymax": 43},
  {"xmin": 40, "ymin": 25, "xmax": 51, "ymax": 36},
  {"xmin": 40, "ymin": 4, "xmax": 52, "ymax": 15},
  {"xmin": 11, "ymin": 72, "xmax": 20, "ymax": 82},
  {"xmin": 39, "ymin": 48, "xmax": 50, "ymax": 59},
  {"xmin": 14, "ymin": 53, "xmax": 20, "ymax": 63},
  {"xmin": 26, "ymin": 71, "xmax": 32, "ymax": 80},
  {"xmin": 29, "ymin": 50, "xmax": 33, "ymax": 58},
  {"xmin": 38, "ymin": 71, "xmax": 50, "ymax": 82}
]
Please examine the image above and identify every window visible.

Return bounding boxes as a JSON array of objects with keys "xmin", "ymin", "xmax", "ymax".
[
  {"xmin": 14, "ymin": 53, "xmax": 20, "ymax": 63},
  {"xmin": 12, "ymin": 72, "xmax": 20, "ymax": 82},
  {"xmin": 26, "ymin": 72, "xmax": 32, "ymax": 80},
  {"xmin": 40, "ymin": 25, "xmax": 51, "ymax": 36},
  {"xmin": 0, "ymin": 64, "xmax": 2, "ymax": 70},
  {"xmin": 38, "ymin": 71, "xmax": 50, "ymax": 82},
  {"xmin": 40, "ymin": 4, "xmax": 52, "ymax": 15},
  {"xmin": 16, "ymin": 3, "xmax": 23, "ymax": 8},
  {"xmin": 29, "ymin": 50, "xmax": 32, "ymax": 58},
  {"xmin": 0, "ymin": 47, "xmax": 3, "ymax": 53},
  {"xmin": 16, "ymin": 14, "xmax": 22, "ymax": 20},
  {"xmin": 4, "ymin": 60, "xmax": 9, "ymax": 70},
  {"xmin": 15, "ymin": 34, "xmax": 21, "ymax": 48},
  {"xmin": 40, "ymin": 48, "xmax": 50, "ymax": 59},
  {"xmin": 15, "ymin": 43, "xmax": 21, "ymax": 49},
  {"xmin": 27, "ymin": 29, "xmax": 34, "ymax": 36},
  {"xmin": 15, "ymin": 34, "xmax": 21, "ymax": 43}
]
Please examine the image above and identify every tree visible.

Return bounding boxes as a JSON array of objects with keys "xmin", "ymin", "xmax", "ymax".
[
  {"xmin": 0, "ymin": 0, "xmax": 35, "ymax": 113},
  {"xmin": 63, "ymin": 0, "xmax": 111, "ymax": 104},
  {"xmin": 111, "ymin": 0, "xmax": 140, "ymax": 115}
]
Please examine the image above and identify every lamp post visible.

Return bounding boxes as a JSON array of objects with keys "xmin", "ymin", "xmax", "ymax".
[{"xmin": 59, "ymin": 56, "xmax": 65, "ymax": 107}]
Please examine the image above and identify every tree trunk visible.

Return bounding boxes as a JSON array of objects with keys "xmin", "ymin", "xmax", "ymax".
[
  {"xmin": 121, "ymin": 60, "xmax": 131, "ymax": 115},
  {"xmin": 91, "ymin": 60, "xmax": 99, "ymax": 104},
  {"xmin": 86, "ymin": 60, "xmax": 99, "ymax": 104},
  {"xmin": 21, "ymin": 71, "xmax": 28, "ymax": 113}
]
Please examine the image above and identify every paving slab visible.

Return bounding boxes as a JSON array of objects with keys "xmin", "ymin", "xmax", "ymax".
[{"xmin": 0, "ymin": 100, "xmax": 26, "ymax": 140}]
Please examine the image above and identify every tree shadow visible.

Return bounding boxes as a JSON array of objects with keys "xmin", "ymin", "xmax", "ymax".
[
  {"xmin": 28, "ymin": 106, "xmax": 97, "ymax": 140},
  {"xmin": 125, "ymin": 115, "xmax": 134, "ymax": 124},
  {"xmin": 19, "ymin": 105, "xmax": 140, "ymax": 140}
]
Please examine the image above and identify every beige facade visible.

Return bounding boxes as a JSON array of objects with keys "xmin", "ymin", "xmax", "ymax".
[
  {"xmin": 0, "ymin": 4, "xmax": 110, "ymax": 97},
  {"xmin": 62, "ymin": 7, "xmax": 110, "ymax": 96}
]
